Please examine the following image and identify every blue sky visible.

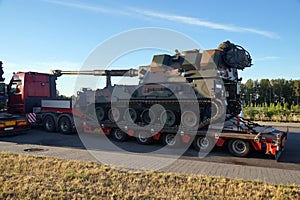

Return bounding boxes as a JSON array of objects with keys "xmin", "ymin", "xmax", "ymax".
[{"xmin": 1, "ymin": 0, "xmax": 299, "ymax": 96}]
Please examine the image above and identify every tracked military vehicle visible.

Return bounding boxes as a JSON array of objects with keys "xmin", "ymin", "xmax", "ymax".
[{"xmin": 55, "ymin": 41, "xmax": 252, "ymax": 130}]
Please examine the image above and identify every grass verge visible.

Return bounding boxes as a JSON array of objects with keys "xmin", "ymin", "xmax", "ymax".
[{"xmin": 0, "ymin": 152, "xmax": 299, "ymax": 199}]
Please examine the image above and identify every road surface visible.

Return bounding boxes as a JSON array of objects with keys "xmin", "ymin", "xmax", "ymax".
[{"xmin": 0, "ymin": 126, "xmax": 299, "ymax": 185}]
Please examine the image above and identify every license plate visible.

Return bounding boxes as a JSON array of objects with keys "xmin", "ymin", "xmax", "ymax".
[
  {"xmin": 4, "ymin": 127, "xmax": 14, "ymax": 131},
  {"xmin": 5, "ymin": 121, "xmax": 16, "ymax": 126}
]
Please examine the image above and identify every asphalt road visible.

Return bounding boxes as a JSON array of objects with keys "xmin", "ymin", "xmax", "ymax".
[{"xmin": 1, "ymin": 127, "xmax": 299, "ymax": 171}]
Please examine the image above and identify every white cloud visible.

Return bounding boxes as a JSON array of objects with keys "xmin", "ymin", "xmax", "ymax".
[
  {"xmin": 44, "ymin": 0, "xmax": 280, "ymax": 39},
  {"xmin": 44, "ymin": 0, "xmax": 130, "ymax": 16},
  {"xmin": 254, "ymin": 56, "xmax": 281, "ymax": 61},
  {"xmin": 131, "ymin": 8, "xmax": 280, "ymax": 39}
]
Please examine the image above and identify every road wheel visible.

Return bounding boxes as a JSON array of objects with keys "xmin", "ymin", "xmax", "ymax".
[
  {"xmin": 108, "ymin": 107, "xmax": 121, "ymax": 122},
  {"xmin": 58, "ymin": 116, "xmax": 73, "ymax": 134},
  {"xmin": 141, "ymin": 109, "xmax": 155, "ymax": 125},
  {"xmin": 228, "ymin": 139, "xmax": 252, "ymax": 157},
  {"xmin": 162, "ymin": 133, "xmax": 181, "ymax": 148},
  {"xmin": 112, "ymin": 129, "xmax": 128, "ymax": 142},
  {"xmin": 181, "ymin": 110, "xmax": 198, "ymax": 128},
  {"xmin": 124, "ymin": 108, "xmax": 138, "ymax": 123},
  {"xmin": 44, "ymin": 115, "xmax": 56, "ymax": 132},
  {"xmin": 136, "ymin": 131, "xmax": 154, "ymax": 145},
  {"xmin": 96, "ymin": 107, "xmax": 107, "ymax": 122},
  {"xmin": 160, "ymin": 110, "xmax": 176, "ymax": 127}
]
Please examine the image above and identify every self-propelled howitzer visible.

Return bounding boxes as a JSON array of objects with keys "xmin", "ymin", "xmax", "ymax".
[{"xmin": 55, "ymin": 41, "xmax": 252, "ymax": 129}]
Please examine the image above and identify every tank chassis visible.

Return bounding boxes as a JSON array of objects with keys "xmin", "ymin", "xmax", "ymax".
[
  {"xmin": 53, "ymin": 41, "xmax": 251, "ymax": 129},
  {"xmin": 52, "ymin": 41, "xmax": 287, "ymax": 159}
]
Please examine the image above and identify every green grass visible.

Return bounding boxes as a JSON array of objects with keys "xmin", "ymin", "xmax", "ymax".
[{"xmin": 0, "ymin": 152, "xmax": 299, "ymax": 199}]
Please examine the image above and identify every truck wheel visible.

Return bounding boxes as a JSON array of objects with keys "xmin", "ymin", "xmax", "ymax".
[
  {"xmin": 58, "ymin": 116, "xmax": 72, "ymax": 134},
  {"xmin": 193, "ymin": 136, "xmax": 215, "ymax": 153},
  {"xmin": 162, "ymin": 133, "xmax": 181, "ymax": 148},
  {"xmin": 228, "ymin": 139, "xmax": 252, "ymax": 157},
  {"xmin": 136, "ymin": 131, "xmax": 154, "ymax": 145},
  {"xmin": 44, "ymin": 116, "xmax": 56, "ymax": 132},
  {"xmin": 112, "ymin": 129, "xmax": 128, "ymax": 142}
]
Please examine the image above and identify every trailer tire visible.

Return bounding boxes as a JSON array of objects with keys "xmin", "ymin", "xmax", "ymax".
[
  {"xmin": 136, "ymin": 131, "xmax": 154, "ymax": 145},
  {"xmin": 228, "ymin": 139, "xmax": 252, "ymax": 157},
  {"xmin": 162, "ymin": 133, "xmax": 181, "ymax": 148},
  {"xmin": 112, "ymin": 129, "xmax": 128, "ymax": 142},
  {"xmin": 44, "ymin": 115, "xmax": 56, "ymax": 132},
  {"xmin": 58, "ymin": 116, "xmax": 72, "ymax": 134},
  {"xmin": 193, "ymin": 136, "xmax": 215, "ymax": 153}
]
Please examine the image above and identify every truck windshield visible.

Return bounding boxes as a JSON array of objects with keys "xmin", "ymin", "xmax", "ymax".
[{"xmin": 9, "ymin": 82, "xmax": 21, "ymax": 94}]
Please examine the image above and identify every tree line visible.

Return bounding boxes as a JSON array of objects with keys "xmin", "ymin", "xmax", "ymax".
[{"xmin": 240, "ymin": 79, "xmax": 300, "ymax": 107}]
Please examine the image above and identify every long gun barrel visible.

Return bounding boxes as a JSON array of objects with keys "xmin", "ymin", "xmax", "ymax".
[
  {"xmin": 51, "ymin": 68, "xmax": 139, "ymax": 88},
  {"xmin": 51, "ymin": 69, "xmax": 138, "ymax": 77}
]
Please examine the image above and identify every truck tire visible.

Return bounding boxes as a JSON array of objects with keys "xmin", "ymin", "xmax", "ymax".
[
  {"xmin": 136, "ymin": 131, "xmax": 154, "ymax": 145},
  {"xmin": 112, "ymin": 129, "xmax": 128, "ymax": 142},
  {"xmin": 228, "ymin": 139, "xmax": 252, "ymax": 157},
  {"xmin": 44, "ymin": 115, "xmax": 56, "ymax": 132},
  {"xmin": 58, "ymin": 116, "xmax": 73, "ymax": 134},
  {"xmin": 162, "ymin": 133, "xmax": 181, "ymax": 148},
  {"xmin": 193, "ymin": 136, "xmax": 215, "ymax": 153}
]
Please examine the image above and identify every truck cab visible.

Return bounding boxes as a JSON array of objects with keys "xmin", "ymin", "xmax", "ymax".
[{"xmin": 7, "ymin": 72, "xmax": 57, "ymax": 114}]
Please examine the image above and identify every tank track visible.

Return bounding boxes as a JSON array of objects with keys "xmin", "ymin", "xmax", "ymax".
[
  {"xmin": 100, "ymin": 98, "xmax": 228, "ymax": 130},
  {"xmin": 91, "ymin": 97, "xmax": 241, "ymax": 131}
]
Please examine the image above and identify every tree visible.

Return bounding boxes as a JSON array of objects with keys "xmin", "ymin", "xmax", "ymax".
[{"xmin": 294, "ymin": 80, "xmax": 300, "ymax": 105}]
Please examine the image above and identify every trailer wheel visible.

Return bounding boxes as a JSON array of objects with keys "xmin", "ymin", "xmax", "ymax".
[
  {"xmin": 44, "ymin": 116, "xmax": 56, "ymax": 132},
  {"xmin": 112, "ymin": 129, "xmax": 128, "ymax": 142},
  {"xmin": 136, "ymin": 131, "xmax": 154, "ymax": 145},
  {"xmin": 228, "ymin": 139, "xmax": 252, "ymax": 157},
  {"xmin": 162, "ymin": 133, "xmax": 181, "ymax": 148},
  {"xmin": 193, "ymin": 136, "xmax": 214, "ymax": 153},
  {"xmin": 58, "ymin": 116, "xmax": 72, "ymax": 134}
]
